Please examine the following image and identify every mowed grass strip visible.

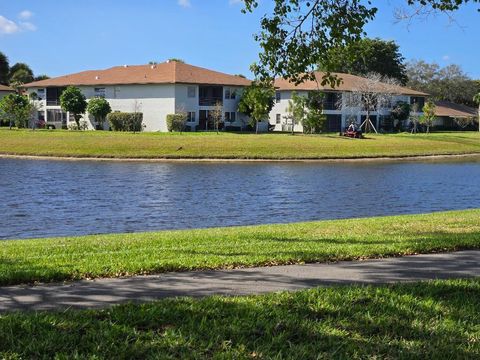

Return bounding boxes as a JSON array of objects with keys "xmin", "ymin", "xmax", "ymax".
[
  {"xmin": 1, "ymin": 278, "xmax": 479, "ymax": 359},
  {"xmin": 1, "ymin": 129, "xmax": 480, "ymax": 159},
  {"xmin": 1, "ymin": 209, "xmax": 479, "ymax": 286}
]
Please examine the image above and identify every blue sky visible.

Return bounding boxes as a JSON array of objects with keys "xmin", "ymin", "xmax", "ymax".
[{"xmin": 1, "ymin": 0, "xmax": 479, "ymax": 79}]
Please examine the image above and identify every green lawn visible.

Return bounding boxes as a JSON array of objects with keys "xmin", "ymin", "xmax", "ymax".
[
  {"xmin": 1, "ymin": 278, "xmax": 479, "ymax": 358},
  {"xmin": 1, "ymin": 209, "xmax": 479, "ymax": 286},
  {"xmin": 0, "ymin": 129, "xmax": 480, "ymax": 159}
]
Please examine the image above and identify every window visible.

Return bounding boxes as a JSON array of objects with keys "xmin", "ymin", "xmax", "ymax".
[
  {"xmin": 188, "ymin": 86, "xmax": 196, "ymax": 98},
  {"xmin": 323, "ymin": 92, "xmax": 341, "ymax": 110},
  {"xmin": 276, "ymin": 114, "xmax": 281, "ymax": 124},
  {"xmin": 187, "ymin": 111, "xmax": 196, "ymax": 122},
  {"xmin": 224, "ymin": 112, "xmax": 236, "ymax": 122},
  {"xmin": 275, "ymin": 91, "xmax": 281, "ymax": 103},
  {"xmin": 94, "ymin": 87, "xmax": 106, "ymax": 98},
  {"xmin": 224, "ymin": 88, "xmax": 237, "ymax": 100},
  {"xmin": 37, "ymin": 89, "xmax": 45, "ymax": 100},
  {"xmin": 410, "ymin": 96, "xmax": 425, "ymax": 110}
]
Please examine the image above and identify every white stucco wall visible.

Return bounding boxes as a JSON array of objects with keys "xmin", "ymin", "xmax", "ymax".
[
  {"xmin": 269, "ymin": 90, "xmax": 420, "ymax": 132},
  {"xmin": 27, "ymin": 83, "xmax": 249, "ymax": 132},
  {"xmin": 174, "ymin": 84, "xmax": 247, "ymax": 130},
  {"xmin": 0, "ymin": 90, "xmax": 13, "ymax": 100}
]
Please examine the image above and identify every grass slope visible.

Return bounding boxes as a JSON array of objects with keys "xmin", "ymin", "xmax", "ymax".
[
  {"xmin": 1, "ymin": 129, "xmax": 480, "ymax": 159},
  {"xmin": 1, "ymin": 279, "xmax": 479, "ymax": 358},
  {"xmin": 1, "ymin": 209, "xmax": 479, "ymax": 286}
]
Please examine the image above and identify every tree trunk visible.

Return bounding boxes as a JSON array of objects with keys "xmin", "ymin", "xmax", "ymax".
[
  {"xmin": 256, "ymin": 120, "xmax": 259, "ymax": 134},
  {"xmin": 478, "ymin": 106, "xmax": 480, "ymax": 132}
]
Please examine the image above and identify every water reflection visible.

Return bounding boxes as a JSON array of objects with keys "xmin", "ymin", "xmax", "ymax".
[{"xmin": 1, "ymin": 158, "xmax": 479, "ymax": 240}]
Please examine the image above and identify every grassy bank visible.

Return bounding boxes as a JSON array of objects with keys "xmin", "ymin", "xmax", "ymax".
[
  {"xmin": 0, "ymin": 129, "xmax": 480, "ymax": 159},
  {"xmin": 1, "ymin": 278, "xmax": 479, "ymax": 358},
  {"xmin": 1, "ymin": 209, "xmax": 479, "ymax": 286}
]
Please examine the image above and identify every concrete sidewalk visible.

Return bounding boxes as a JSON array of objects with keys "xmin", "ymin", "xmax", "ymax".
[{"xmin": 1, "ymin": 250, "xmax": 479, "ymax": 312}]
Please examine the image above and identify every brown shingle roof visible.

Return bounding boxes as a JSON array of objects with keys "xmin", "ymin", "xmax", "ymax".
[
  {"xmin": 434, "ymin": 101, "xmax": 478, "ymax": 118},
  {"xmin": 274, "ymin": 72, "xmax": 428, "ymax": 96},
  {"xmin": 0, "ymin": 84, "xmax": 14, "ymax": 92},
  {"xmin": 24, "ymin": 61, "xmax": 252, "ymax": 88}
]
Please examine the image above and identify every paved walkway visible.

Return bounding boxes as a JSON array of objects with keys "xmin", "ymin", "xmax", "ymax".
[{"xmin": 1, "ymin": 250, "xmax": 479, "ymax": 312}]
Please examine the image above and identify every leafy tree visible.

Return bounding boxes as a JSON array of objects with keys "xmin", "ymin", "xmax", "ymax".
[
  {"xmin": 391, "ymin": 101, "xmax": 411, "ymax": 123},
  {"xmin": 319, "ymin": 38, "xmax": 407, "ymax": 84},
  {"xmin": 0, "ymin": 93, "xmax": 33, "ymax": 129},
  {"xmin": 34, "ymin": 75, "xmax": 50, "ymax": 81},
  {"xmin": 167, "ymin": 58, "xmax": 185, "ymax": 63},
  {"xmin": 0, "ymin": 52, "xmax": 9, "ymax": 85},
  {"xmin": 241, "ymin": 0, "xmax": 479, "ymax": 85},
  {"xmin": 9, "ymin": 69, "xmax": 34, "ymax": 89},
  {"xmin": 304, "ymin": 91, "xmax": 326, "ymax": 133},
  {"xmin": 87, "ymin": 97, "xmax": 112, "ymax": 130},
  {"xmin": 9, "ymin": 63, "xmax": 34, "ymax": 80},
  {"xmin": 60, "ymin": 86, "xmax": 87, "ymax": 129},
  {"xmin": 420, "ymin": 100, "xmax": 436, "ymax": 133},
  {"xmin": 285, "ymin": 91, "xmax": 307, "ymax": 134},
  {"xmin": 406, "ymin": 60, "xmax": 480, "ymax": 106},
  {"xmin": 238, "ymin": 82, "xmax": 275, "ymax": 133},
  {"xmin": 474, "ymin": 93, "xmax": 480, "ymax": 132}
]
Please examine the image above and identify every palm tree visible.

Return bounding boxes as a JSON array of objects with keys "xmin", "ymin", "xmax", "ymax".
[{"xmin": 474, "ymin": 93, "xmax": 480, "ymax": 132}]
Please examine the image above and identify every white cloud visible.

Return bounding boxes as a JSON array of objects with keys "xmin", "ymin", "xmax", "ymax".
[
  {"xmin": 20, "ymin": 22, "xmax": 37, "ymax": 31},
  {"xmin": 229, "ymin": 0, "xmax": 243, "ymax": 5},
  {"xmin": 178, "ymin": 0, "xmax": 191, "ymax": 8},
  {"xmin": 442, "ymin": 55, "xmax": 450, "ymax": 61},
  {"xmin": 0, "ymin": 15, "xmax": 20, "ymax": 34},
  {"xmin": 0, "ymin": 14, "xmax": 37, "ymax": 35},
  {"xmin": 19, "ymin": 10, "xmax": 33, "ymax": 20}
]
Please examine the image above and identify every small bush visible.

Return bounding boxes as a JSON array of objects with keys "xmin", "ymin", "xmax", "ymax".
[
  {"xmin": 166, "ymin": 114, "xmax": 187, "ymax": 132},
  {"xmin": 67, "ymin": 120, "xmax": 89, "ymax": 131},
  {"xmin": 107, "ymin": 112, "xmax": 144, "ymax": 132}
]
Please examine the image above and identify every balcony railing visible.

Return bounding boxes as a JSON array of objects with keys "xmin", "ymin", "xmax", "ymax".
[
  {"xmin": 323, "ymin": 101, "xmax": 340, "ymax": 111},
  {"xmin": 199, "ymin": 97, "xmax": 223, "ymax": 107},
  {"xmin": 46, "ymin": 100, "xmax": 61, "ymax": 106}
]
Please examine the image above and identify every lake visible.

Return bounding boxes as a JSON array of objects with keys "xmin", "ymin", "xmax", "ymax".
[{"xmin": 1, "ymin": 157, "xmax": 479, "ymax": 240}]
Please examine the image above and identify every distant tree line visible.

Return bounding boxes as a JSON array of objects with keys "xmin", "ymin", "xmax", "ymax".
[
  {"xmin": 0, "ymin": 51, "xmax": 49, "ymax": 89},
  {"xmin": 317, "ymin": 38, "xmax": 479, "ymax": 108}
]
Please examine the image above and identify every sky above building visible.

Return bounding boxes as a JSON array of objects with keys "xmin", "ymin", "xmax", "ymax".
[{"xmin": 1, "ymin": 0, "xmax": 479, "ymax": 79}]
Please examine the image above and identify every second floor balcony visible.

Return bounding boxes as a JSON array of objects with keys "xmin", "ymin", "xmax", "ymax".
[{"xmin": 199, "ymin": 85, "xmax": 223, "ymax": 107}]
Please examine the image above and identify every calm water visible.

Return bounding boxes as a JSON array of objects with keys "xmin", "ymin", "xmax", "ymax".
[{"xmin": 1, "ymin": 158, "xmax": 480, "ymax": 240}]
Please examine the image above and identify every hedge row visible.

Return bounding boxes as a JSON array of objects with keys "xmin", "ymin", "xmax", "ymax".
[
  {"xmin": 166, "ymin": 114, "xmax": 187, "ymax": 132},
  {"xmin": 107, "ymin": 112, "xmax": 144, "ymax": 132}
]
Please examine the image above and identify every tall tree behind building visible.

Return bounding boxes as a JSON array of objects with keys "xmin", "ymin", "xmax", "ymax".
[
  {"xmin": 318, "ymin": 38, "xmax": 408, "ymax": 84},
  {"xmin": 406, "ymin": 60, "xmax": 480, "ymax": 107}
]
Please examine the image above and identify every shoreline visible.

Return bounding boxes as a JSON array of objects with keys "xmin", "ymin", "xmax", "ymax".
[{"xmin": 1, "ymin": 152, "xmax": 480, "ymax": 163}]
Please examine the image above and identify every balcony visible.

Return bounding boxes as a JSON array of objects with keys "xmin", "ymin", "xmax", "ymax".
[
  {"xmin": 323, "ymin": 101, "xmax": 340, "ymax": 111},
  {"xmin": 199, "ymin": 85, "xmax": 223, "ymax": 107},
  {"xmin": 199, "ymin": 97, "xmax": 223, "ymax": 107},
  {"xmin": 46, "ymin": 99, "xmax": 62, "ymax": 106},
  {"xmin": 46, "ymin": 87, "xmax": 66, "ymax": 107}
]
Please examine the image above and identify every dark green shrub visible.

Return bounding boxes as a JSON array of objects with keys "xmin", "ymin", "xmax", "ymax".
[
  {"xmin": 166, "ymin": 114, "xmax": 187, "ymax": 132},
  {"xmin": 107, "ymin": 112, "xmax": 144, "ymax": 132}
]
